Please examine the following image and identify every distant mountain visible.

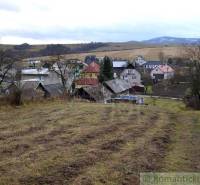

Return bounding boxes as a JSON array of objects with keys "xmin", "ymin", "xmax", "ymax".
[{"xmin": 143, "ymin": 36, "xmax": 200, "ymax": 45}]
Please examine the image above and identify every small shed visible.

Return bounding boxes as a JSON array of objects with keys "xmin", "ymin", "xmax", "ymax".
[
  {"xmin": 22, "ymin": 81, "xmax": 45, "ymax": 100},
  {"xmin": 7, "ymin": 81, "xmax": 46, "ymax": 101},
  {"xmin": 104, "ymin": 79, "xmax": 133, "ymax": 96},
  {"xmin": 76, "ymin": 84, "xmax": 113, "ymax": 102},
  {"xmin": 42, "ymin": 83, "xmax": 64, "ymax": 98}
]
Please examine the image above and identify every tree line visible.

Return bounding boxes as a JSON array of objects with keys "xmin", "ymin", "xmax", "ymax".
[{"xmin": 1, "ymin": 42, "xmax": 108, "ymax": 59}]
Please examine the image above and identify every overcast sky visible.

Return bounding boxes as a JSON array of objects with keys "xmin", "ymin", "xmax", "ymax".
[{"xmin": 1, "ymin": 0, "xmax": 200, "ymax": 44}]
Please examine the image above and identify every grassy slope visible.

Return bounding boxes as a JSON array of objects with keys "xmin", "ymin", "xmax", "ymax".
[
  {"xmin": 0, "ymin": 99, "xmax": 199, "ymax": 185},
  {"xmin": 35, "ymin": 46, "xmax": 184, "ymax": 62},
  {"xmin": 1, "ymin": 42, "xmax": 185, "ymax": 61}
]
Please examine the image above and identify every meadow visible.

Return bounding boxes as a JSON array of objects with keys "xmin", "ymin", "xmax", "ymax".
[
  {"xmin": 0, "ymin": 98, "xmax": 199, "ymax": 185},
  {"xmin": 25, "ymin": 46, "xmax": 185, "ymax": 62}
]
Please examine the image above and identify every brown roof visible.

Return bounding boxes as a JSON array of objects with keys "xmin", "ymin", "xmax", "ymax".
[
  {"xmin": 83, "ymin": 62, "xmax": 100, "ymax": 73},
  {"xmin": 83, "ymin": 84, "xmax": 113, "ymax": 102},
  {"xmin": 76, "ymin": 78, "xmax": 99, "ymax": 86}
]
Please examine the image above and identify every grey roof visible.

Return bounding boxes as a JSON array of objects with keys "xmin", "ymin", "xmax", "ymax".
[
  {"xmin": 22, "ymin": 81, "xmax": 41, "ymax": 90},
  {"xmin": 22, "ymin": 68, "xmax": 49, "ymax": 75},
  {"xmin": 43, "ymin": 83, "xmax": 64, "ymax": 97},
  {"xmin": 104, "ymin": 79, "xmax": 132, "ymax": 94},
  {"xmin": 113, "ymin": 61, "xmax": 128, "ymax": 68},
  {"xmin": 7, "ymin": 81, "xmax": 45, "ymax": 100},
  {"xmin": 83, "ymin": 84, "xmax": 112, "ymax": 102},
  {"xmin": 144, "ymin": 61, "xmax": 162, "ymax": 65}
]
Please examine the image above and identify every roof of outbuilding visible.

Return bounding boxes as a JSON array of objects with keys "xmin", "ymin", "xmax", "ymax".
[
  {"xmin": 83, "ymin": 84, "xmax": 113, "ymax": 102},
  {"xmin": 43, "ymin": 83, "xmax": 64, "ymax": 97},
  {"xmin": 104, "ymin": 79, "xmax": 132, "ymax": 94}
]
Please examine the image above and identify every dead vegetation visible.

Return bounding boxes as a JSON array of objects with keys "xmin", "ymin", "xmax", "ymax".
[
  {"xmin": 36, "ymin": 46, "xmax": 185, "ymax": 61},
  {"xmin": 0, "ymin": 99, "xmax": 200, "ymax": 185}
]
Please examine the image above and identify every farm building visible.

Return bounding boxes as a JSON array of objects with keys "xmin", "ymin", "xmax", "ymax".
[
  {"xmin": 135, "ymin": 56, "xmax": 147, "ymax": 66},
  {"xmin": 104, "ymin": 79, "xmax": 133, "ymax": 96},
  {"xmin": 150, "ymin": 64, "xmax": 175, "ymax": 80},
  {"xmin": 112, "ymin": 60, "xmax": 128, "ymax": 78},
  {"xmin": 7, "ymin": 81, "xmax": 45, "ymax": 101},
  {"xmin": 42, "ymin": 83, "xmax": 64, "ymax": 98},
  {"xmin": 142, "ymin": 61, "xmax": 162, "ymax": 70},
  {"xmin": 120, "ymin": 63, "xmax": 141, "ymax": 86},
  {"xmin": 21, "ymin": 68, "xmax": 62, "ymax": 85},
  {"xmin": 21, "ymin": 68, "xmax": 49, "ymax": 81},
  {"xmin": 75, "ymin": 84, "xmax": 112, "ymax": 102},
  {"xmin": 6, "ymin": 81, "xmax": 65, "ymax": 100},
  {"xmin": 75, "ymin": 62, "xmax": 100, "ymax": 88}
]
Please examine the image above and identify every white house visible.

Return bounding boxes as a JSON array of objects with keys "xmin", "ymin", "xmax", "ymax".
[
  {"xmin": 21, "ymin": 68, "xmax": 61, "ymax": 85},
  {"xmin": 135, "ymin": 56, "xmax": 147, "ymax": 66},
  {"xmin": 143, "ymin": 61, "xmax": 162, "ymax": 69},
  {"xmin": 150, "ymin": 65, "xmax": 175, "ymax": 80},
  {"xmin": 120, "ymin": 64, "xmax": 141, "ymax": 85},
  {"xmin": 112, "ymin": 60, "xmax": 128, "ymax": 78}
]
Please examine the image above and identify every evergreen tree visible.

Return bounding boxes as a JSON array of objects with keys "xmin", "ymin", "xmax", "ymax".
[{"xmin": 99, "ymin": 56, "xmax": 113, "ymax": 83}]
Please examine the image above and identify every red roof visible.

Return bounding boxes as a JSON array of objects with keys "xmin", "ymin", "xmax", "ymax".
[
  {"xmin": 158, "ymin": 65, "xmax": 174, "ymax": 73},
  {"xmin": 76, "ymin": 78, "xmax": 99, "ymax": 86},
  {"xmin": 84, "ymin": 62, "xmax": 100, "ymax": 73}
]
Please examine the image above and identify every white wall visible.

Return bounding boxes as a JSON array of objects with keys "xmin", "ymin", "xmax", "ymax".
[{"xmin": 120, "ymin": 69, "xmax": 141, "ymax": 85}]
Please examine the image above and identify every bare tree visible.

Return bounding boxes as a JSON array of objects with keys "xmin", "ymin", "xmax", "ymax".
[
  {"xmin": 52, "ymin": 56, "xmax": 78, "ymax": 96},
  {"xmin": 184, "ymin": 46, "xmax": 200, "ymax": 109},
  {"xmin": 158, "ymin": 51, "xmax": 165, "ymax": 64},
  {"xmin": 185, "ymin": 45, "xmax": 200, "ymax": 61},
  {"xmin": 0, "ymin": 50, "xmax": 15, "ymax": 87},
  {"xmin": 9, "ymin": 69, "xmax": 23, "ymax": 105}
]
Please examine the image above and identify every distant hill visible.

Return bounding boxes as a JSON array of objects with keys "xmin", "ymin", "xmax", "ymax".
[
  {"xmin": 0, "ymin": 36, "xmax": 198, "ymax": 59},
  {"xmin": 143, "ymin": 36, "xmax": 200, "ymax": 45}
]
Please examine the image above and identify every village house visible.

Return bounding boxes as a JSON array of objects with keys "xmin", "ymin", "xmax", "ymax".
[
  {"xmin": 21, "ymin": 68, "xmax": 62, "ymax": 85},
  {"xmin": 75, "ymin": 62, "xmax": 100, "ymax": 88},
  {"xmin": 112, "ymin": 60, "xmax": 128, "ymax": 78},
  {"xmin": 120, "ymin": 63, "xmax": 141, "ymax": 86},
  {"xmin": 104, "ymin": 79, "xmax": 133, "ymax": 97},
  {"xmin": 135, "ymin": 56, "xmax": 147, "ymax": 66},
  {"xmin": 150, "ymin": 64, "xmax": 175, "ymax": 80},
  {"xmin": 142, "ymin": 61, "xmax": 162, "ymax": 70}
]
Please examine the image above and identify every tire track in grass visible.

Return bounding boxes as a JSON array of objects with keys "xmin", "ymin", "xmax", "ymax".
[
  {"xmin": 19, "ymin": 110, "xmax": 161, "ymax": 185},
  {"xmin": 162, "ymin": 112, "xmax": 200, "ymax": 172},
  {"xmin": 0, "ymin": 107, "xmax": 112, "ymax": 159},
  {"xmin": 113, "ymin": 113, "xmax": 176, "ymax": 185},
  {"xmin": 72, "ymin": 112, "xmax": 176, "ymax": 185},
  {"xmin": 0, "ymin": 105, "xmax": 142, "ymax": 184}
]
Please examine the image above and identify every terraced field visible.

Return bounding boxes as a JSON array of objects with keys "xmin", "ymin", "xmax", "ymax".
[{"xmin": 0, "ymin": 99, "xmax": 200, "ymax": 185}]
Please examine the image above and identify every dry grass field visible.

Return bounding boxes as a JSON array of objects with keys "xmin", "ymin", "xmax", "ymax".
[
  {"xmin": 0, "ymin": 99, "xmax": 200, "ymax": 185},
  {"xmin": 35, "ymin": 46, "xmax": 185, "ymax": 62}
]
